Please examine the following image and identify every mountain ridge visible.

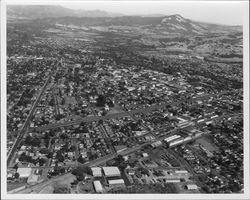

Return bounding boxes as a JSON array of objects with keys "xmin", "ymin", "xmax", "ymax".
[
  {"xmin": 7, "ymin": 5, "xmax": 242, "ymax": 35},
  {"xmin": 7, "ymin": 5, "xmax": 124, "ymax": 18}
]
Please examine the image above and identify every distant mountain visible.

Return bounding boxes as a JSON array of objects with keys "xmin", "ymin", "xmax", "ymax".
[
  {"xmin": 7, "ymin": 5, "xmax": 124, "ymax": 19},
  {"xmin": 158, "ymin": 14, "xmax": 208, "ymax": 34},
  {"xmin": 7, "ymin": 5, "xmax": 242, "ymax": 35},
  {"xmin": 140, "ymin": 14, "xmax": 165, "ymax": 17},
  {"xmin": 39, "ymin": 14, "xmax": 241, "ymax": 35}
]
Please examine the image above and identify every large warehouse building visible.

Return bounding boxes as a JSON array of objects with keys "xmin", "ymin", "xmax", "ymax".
[
  {"xmin": 102, "ymin": 167, "xmax": 121, "ymax": 177},
  {"xmin": 91, "ymin": 167, "xmax": 102, "ymax": 177},
  {"xmin": 93, "ymin": 180, "xmax": 103, "ymax": 193},
  {"xmin": 17, "ymin": 167, "xmax": 32, "ymax": 178}
]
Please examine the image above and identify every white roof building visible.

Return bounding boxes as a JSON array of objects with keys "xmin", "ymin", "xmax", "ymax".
[
  {"xmin": 93, "ymin": 181, "xmax": 103, "ymax": 193},
  {"xmin": 186, "ymin": 184, "xmax": 198, "ymax": 190},
  {"xmin": 91, "ymin": 167, "xmax": 102, "ymax": 177},
  {"xmin": 142, "ymin": 153, "xmax": 149, "ymax": 158},
  {"xmin": 108, "ymin": 179, "xmax": 125, "ymax": 186},
  {"xmin": 102, "ymin": 167, "xmax": 121, "ymax": 177},
  {"xmin": 17, "ymin": 168, "xmax": 32, "ymax": 178},
  {"xmin": 27, "ymin": 173, "xmax": 39, "ymax": 184},
  {"xmin": 165, "ymin": 179, "xmax": 180, "ymax": 183},
  {"xmin": 123, "ymin": 156, "xmax": 128, "ymax": 161},
  {"xmin": 151, "ymin": 141, "xmax": 162, "ymax": 148},
  {"xmin": 175, "ymin": 170, "xmax": 188, "ymax": 174}
]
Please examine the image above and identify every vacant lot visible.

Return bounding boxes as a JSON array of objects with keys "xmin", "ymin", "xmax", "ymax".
[{"xmin": 195, "ymin": 135, "xmax": 218, "ymax": 152}]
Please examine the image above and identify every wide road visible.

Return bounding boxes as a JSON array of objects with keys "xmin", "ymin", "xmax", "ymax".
[
  {"xmin": 28, "ymin": 94, "xmax": 213, "ymax": 133},
  {"xmin": 7, "ymin": 75, "xmax": 51, "ymax": 167}
]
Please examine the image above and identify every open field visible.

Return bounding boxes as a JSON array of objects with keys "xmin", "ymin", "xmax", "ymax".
[{"xmin": 195, "ymin": 135, "xmax": 219, "ymax": 152}]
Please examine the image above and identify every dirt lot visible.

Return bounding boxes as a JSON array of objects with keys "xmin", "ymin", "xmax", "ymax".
[{"xmin": 195, "ymin": 135, "xmax": 218, "ymax": 152}]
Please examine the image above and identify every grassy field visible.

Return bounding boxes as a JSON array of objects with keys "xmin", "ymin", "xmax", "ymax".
[
  {"xmin": 38, "ymin": 174, "xmax": 76, "ymax": 194},
  {"xmin": 107, "ymin": 106, "xmax": 123, "ymax": 114},
  {"xmin": 7, "ymin": 181, "xmax": 27, "ymax": 192},
  {"xmin": 39, "ymin": 185, "xmax": 54, "ymax": 194},
  {"xmin": 65, "ymin": 96, "xmax": 77, "ymax": 106}
]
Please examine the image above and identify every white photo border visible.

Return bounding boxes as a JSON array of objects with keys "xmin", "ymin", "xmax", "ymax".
[{"xmin": 1, "ymin": 1, "xmax": 249, "ymax": 199}]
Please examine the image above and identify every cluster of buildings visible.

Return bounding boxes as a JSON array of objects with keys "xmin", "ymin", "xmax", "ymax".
[
  {"xmin": 7, "ymin": 19, "xmax": 243, "ymax": 194},
  {"xmin": 91, "ymin": 166, "xmax": 125, "ymax": 193},
  {"xmin": 7, "ymin": 57, "xmax": 55, "ymax": 154}
]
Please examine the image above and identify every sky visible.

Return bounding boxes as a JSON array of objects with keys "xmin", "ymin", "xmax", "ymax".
[{"xmin": 58, "ymin": 1, "xmax": 246, "ymax": 25}]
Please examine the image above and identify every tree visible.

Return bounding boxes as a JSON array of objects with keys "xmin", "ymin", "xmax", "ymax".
[
  {"xmin": 53, "ymin": 165, "xmax": 61, "ymax": 175},
  {"xmin": 107, "ymin": 99, "xmax": 114, "ymax": 107},
  {"xmin": 14, "ymin": 173, "xmax": 20, "ymax": 179},
  {"xmin": 115, "ymin": 155, "xmax": 125, "ymax": 163},
  {"xmin": 139, "ymin": 167, "xmax": 149, "ymax": 176},
  {"xmin": 202, "ymin": 185, "xmax": 211, "ymax": 193},
  {"xmin": 40, "ymin": 148, "xmax": 50, "ymax": 154},
  {"xmin": 72, "ymin": 168, "xmax": 82, "ymax": 177},
  {"xmin": 72, "ymin": 167, "xmax": 86, "ymax": 181},
  {"xmin": 56, "ymin": 151, "xmax": 64, "ymax": 162},
  {"xmin": 53, "ymin": 185, "xmax": 68, "ymax": 193},
  {"xmin": 60, "ymin": 133, "xmax": 69, "ymax": 140},
  {"xmin": 46, "ymin": 152, "xmax": 53, "ymax": 159},
  {"xmin": 164, "ymin": 183, "xmax": 178, "ymax": 193},
  {"xmin": 49, "ymin": 98, "xmax": 55, "ymax": 106},
  {"xmin": 25, "ymin": 135, "xmax": 32, "ymax": 143},
  {"xmin": 106, "ymin": 159, "xmax": 116, "ymax": 166},
  {"xmin": 60, "ymin": 168, "xmax": 66, "ymax": 174},
  {"xmin": 96, "ymin": 95, "xmax": 106, "ymax": 107},
  {"xmin": 118, "ymin": 162, "xmax": 127, "ymax": 172},
  {"xmin": 81, "ymin": 166, "xmax": 92, "ymax": 176},
  {"xmin": 44, "ymin": 132, "xmax": 50, "ymax": 140},
  {"xmin": 70, "ymin": 145, "xmax": 76, "ymax": 151},
  {"xmin": 77, "ymin": 155, "xmax": 86, "ymax": 164},
  {"xmin": 76, "ymin": 175, "xmax": 85, "ymax": 181},
  {"xmin": 72, "ymin": 166, "xmax": 92, "ymax": 177},
  {"xmin": 13, "ymin": 163, "xmax": 18, "ymax": 170},
  {"xmin": 38, "ymin": 158, "xmax": 46, "ymax": 166},
  {"xmin": 61, "ymin": 98, "xmax": 65, "ymax": 105}
]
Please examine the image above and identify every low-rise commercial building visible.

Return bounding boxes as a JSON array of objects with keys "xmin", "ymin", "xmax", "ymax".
[
  {"xmin": 93, "ymin": 180, "xmax": 103, "ymax": 193},
  {"xmin": 17, "ymin": 168, "xmax": 32, "ymax": 178},
  {"xmin": 102, "ymin": 167, "xmax": 121, "ymax": 177}
]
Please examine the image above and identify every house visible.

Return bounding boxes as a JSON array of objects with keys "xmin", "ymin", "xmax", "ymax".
[
  {"xmin": 123, "ymin": 156, "xmax": 128, "ymax": 161},
  {"xmin": 151, "ymin": 141, "xmax": 162, "ymax": 148},
  {"xmin": 165, "ymin": 179, "xmax": 180, "ymax": 183},
  {"xmin": 127, "ymin": 169, "xmax": 135, "ymax": 175},
  {"xmin": 142, "ymin": 153, "xmax": 149, "ymax": 158},
  {"xmin": 175, "ymin": 170, "xmax": 188, "ymax": 174},
  {"xmin": 186, "ymin": 184, "xmax": 198, "ymax": 190}
]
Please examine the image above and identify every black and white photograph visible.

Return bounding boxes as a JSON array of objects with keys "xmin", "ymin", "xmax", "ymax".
[{"xmin": 1, "ymin": 0, "xmax": 249, "ymax": 199}]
